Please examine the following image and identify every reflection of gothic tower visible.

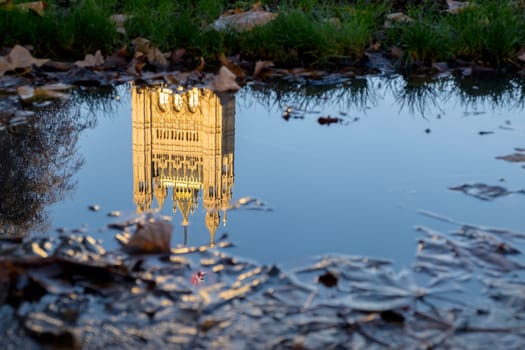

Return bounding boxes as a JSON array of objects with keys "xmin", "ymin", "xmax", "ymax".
[{"xmin": 131, "ymin": 84, "xmax": 235, "ymax": 246}]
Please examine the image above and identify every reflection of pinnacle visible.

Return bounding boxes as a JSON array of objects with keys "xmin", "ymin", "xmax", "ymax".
[
  {"xmin": 154, "ymin": 181, "xmax": 167, "ymax": 209},
  {"xmin": 132, "ymin": 84, "xmax": 235, "ymax": 247},
  {"xmin": 205, "ymin": 211, "xmax": 220, "ymax": 247}
]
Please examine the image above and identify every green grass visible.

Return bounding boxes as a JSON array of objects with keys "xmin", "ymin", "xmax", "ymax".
[
  {"xmin": 0, "ymin": 0, "xmax": 118, "ymax": 57},
  {"xmin": 240, "ymin": 10, "xmax": 336, "ymax": 66},
  {"xmin": 446, "ymin": 0, "xmax": 525, "ymax": 66},
  {"xmin": 236, "ymin": 1, "xmax": 383, "ymax": 67},
  {"xmin": 386, "ymin": 6, "xmax": 453, "ymax": 65},
  {"xmin": 387, "ymin": 0, "xmax": 525, "ymax": 68},
  {"xmin": 0, "ymin": 0, "xmax": 524, "ymax": 70}
]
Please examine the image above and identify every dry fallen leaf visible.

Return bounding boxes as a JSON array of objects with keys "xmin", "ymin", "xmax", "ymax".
[
  {"xmin": 9, "ymin": 45, "xmax": 49, "ymax": 67},
  {"xmin": 196, "ymin": 56, "xmax": 206, "ymax": 72},
  {"xmin": 518, "ymin": 51, "xmax": 525, "ymax": 63},
  {"xmin": 446, "ymin": 0, "xmax": 471, "ymax": 14},
  {"xmin": 132, "ymin": 37, "xmax": 167, "ymax": 67},
  {"xmin": 125, "ymin": 220, "xmax": 173, "ymax": 253},
  {"xmin": 75, "ymin": 50, "xmax": 104, "ymax": 68},
  {"xmin": 391, "ymin": 46, "xmax": 404, "ymax": 59},
  {"xmin": 0, "ymin": 45, "xmax": 49, "ymax": 76},
  {"xmin": 253, "ymin": 60, "xmax": 274, "ymax": 77},
  {"xmin": 0, "ymin": 57, "xmax": 12, "ymax": 75},
  {"xmin": 213, "ymin": 66, "xmax": 241, "ymax": 92},
  {"xmin": 218, "ymin": 54, "xmax": 245, "ymax": 78},
  {"xmin": 170, "ymin": 48, "xmax": 186, "ymax": 64},
  {"xmin": 16, "ymin": 1, "xmax": 47, "ymax": 16}
]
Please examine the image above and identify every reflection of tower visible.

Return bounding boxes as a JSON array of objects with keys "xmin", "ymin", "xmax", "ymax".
[{"xmin": 131, "ymin": 84, "xmax": 235, "ymax": 246}]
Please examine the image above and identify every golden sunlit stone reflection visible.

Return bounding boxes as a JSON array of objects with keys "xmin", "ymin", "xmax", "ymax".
[{"xmin": 132, "ymin": 84, "xmax": 235, "ymax": 246}]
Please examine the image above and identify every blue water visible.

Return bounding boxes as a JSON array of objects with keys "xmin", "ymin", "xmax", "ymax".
[{"xmin": 47, "ymin": 75, "xmax": 525, "ymax": 268}]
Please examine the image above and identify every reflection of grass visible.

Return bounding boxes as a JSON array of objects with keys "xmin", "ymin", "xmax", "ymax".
[
  {"xmin": 452, "ymin": 76, "xmax": 525, "ymax": 111},
  {"xmin": 387, "ymin": 76, "xmax": 449, "ymax": 116},
  {"xmin": 387, "ymin": 75, "xmax": 525, "ymax": 116},
  {"xmin": 241, "ymin": 77, "xmax": 379, "ymax": 115},
  {"xmin": 0, "ymin": 85, "xmax": 119, "ymax": 238},
  {"xmin": 248, "ymin": 74, "xmax": 525, "ymax": 118}
]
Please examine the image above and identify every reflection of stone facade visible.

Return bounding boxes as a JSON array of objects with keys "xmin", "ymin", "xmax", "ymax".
[{"xmin": 132, "ymin": 84, "xmax": 235, "ymax": 246}]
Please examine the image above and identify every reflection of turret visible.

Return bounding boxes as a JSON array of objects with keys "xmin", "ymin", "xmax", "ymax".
[
  {"xmin": 205, "ymin": 211, "xmax": 220, "ymax": 247},
  {"xmin": 131, "ymin": 84, "xmax": 235, "ymax": 246},
  {"xmin": 154, "ymin": 180, "xmax": 167, "ymax": 209},
  {"xmin": 132, "ymin": 87, "xmax": 153, "ymax": 213}
]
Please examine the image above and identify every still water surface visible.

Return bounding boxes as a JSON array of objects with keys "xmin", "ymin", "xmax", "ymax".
[{"xmin": 43, "ymin": 75, "xmax": 525, "ymax": 267}]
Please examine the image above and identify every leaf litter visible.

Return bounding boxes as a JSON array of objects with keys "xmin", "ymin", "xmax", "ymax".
[{"xmin": 1, "ymin": 208, "xmax": 525, "ymax": 348}]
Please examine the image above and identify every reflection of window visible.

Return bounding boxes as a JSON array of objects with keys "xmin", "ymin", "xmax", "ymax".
[
  {"xmin": 188, "ymin": 88, "xmax": 199, "ymax": 112},
  {"xmin": 173, "ymin": 94, "xmax": 183, "ymax": 111},
  {"xmin": 158, "ymin": 89, "xmax": 170, "ymax": 111}
]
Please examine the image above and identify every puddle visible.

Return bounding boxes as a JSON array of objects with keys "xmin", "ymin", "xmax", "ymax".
[
  {"xmin": 1, "ymin": 75, "xmax": 524, "ymax": 266},
  {"xmin": 1, "ymin": 73, "xmax": 525, "ymax": 348}
]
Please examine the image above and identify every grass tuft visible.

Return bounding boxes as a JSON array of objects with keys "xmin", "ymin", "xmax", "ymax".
[
  {"xmin": 446, "ymin": 0, "xmax": 525, "ymax": 66},
  {"xmin": 0, "ymin": 0, "xmax": 524, "ymax": 70}
]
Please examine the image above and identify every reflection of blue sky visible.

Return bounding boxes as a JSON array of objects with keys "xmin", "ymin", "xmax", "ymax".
[{"xmin": 49, "ymin": 77, "xmax": 525, "ymax": 267}]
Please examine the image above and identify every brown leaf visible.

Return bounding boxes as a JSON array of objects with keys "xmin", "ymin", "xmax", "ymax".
[
  {"xmin": 518, "ymin": 51, "xmax": 525, "ymax": 63},
  {"xmin": 104, "ymin": 50, "xmax": 128, "ymax": 69},
  {"xmin": 42, "ymin": 60, "xmax": 74, "ymax": 71},
  {"xmin": 369, "ymin": 42, "xmax": 381, "ymax": 51},
  {"xmin": 132, "ymin": 37, "xmax": 167, "ymax": 67},
  {"xmin": 75, "ymin": 50, "xmax": 104, "ymax": 68},
  {"xmin": 170, "ymin": 48, "xmax": 186, "ymax": 64},
  {"xmin": 317, "ymin": 271, "xmax": 338, "ymax": 287},
  {"xmin": 218, "ymin": 54, "xmax": 245, "ymax": 78},
  {"xmin": 253, "ymin": 60, "xmax": 274, "ymax": 77},
  {"xmin": 391, "ymin": 46, "xmax": 404, "ymax": 59},
  {"xmin": 16, "ymin": 1, "xmax": 47, "ymax": 16},
  {"xmin": 125, "ymin": 220, "xmax": 173, "ymax": 253},
  {"xmin": 196, "ymin": 56, "xmax": 205, "ymax": 72},
  {"xmin": 0, "ymin": 45, "xmax": 49, "ymax": 75},
  {"xmin": 0, "ymin": 57, "xmax": 13, "ymax": 76},
  {"xmin": 380, "ymin": 310, "xmax": 405, "ymax": 324},
  {"xmin": 318, "ymin": 116, "xmax": 342, "ymax": 125},
  {"xmin": 213, "ymin": 66, "xmax": 241, "ymax": 92}
]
